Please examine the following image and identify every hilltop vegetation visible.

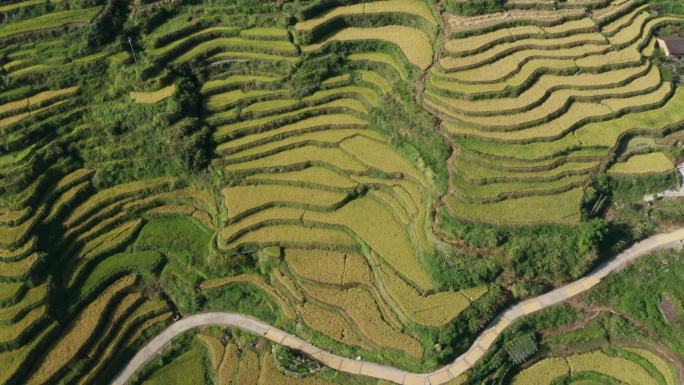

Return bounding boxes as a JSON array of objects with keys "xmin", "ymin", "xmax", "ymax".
[{"xmin": 1, "ymin": 0, "xmax": 684, "ymax": 384}]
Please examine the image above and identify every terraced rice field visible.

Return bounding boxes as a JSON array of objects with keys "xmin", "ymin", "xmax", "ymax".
[
  {"xmin": 428, "ymin": 0, "xmax": 684, "ymax": 224},
  {"xmin": 206, "ymin": 1, "xmax": 486, "ymax": 358},
  {"xmin": 139, "ymin": 334, "xmax": 339, "ymax": 385},
  {"xmin": 3, "ymin": 0, "xmax": 684, "ymax": 384},
  {"xmin": 510, "ymin": 348, "xmax": 677, "ymax": 385},
  {"xmin": 607, "ymin": 152, "xmax": 675, "ymax": 175}
]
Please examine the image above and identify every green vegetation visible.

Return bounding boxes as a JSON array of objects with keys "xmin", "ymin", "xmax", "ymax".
[
  {"xmin": 3, "ymin": 1, "xmax": 684, "ymax": 384},
  {"xmin": 444, "ymin": 0, "xmax": 505, "ymax": 16},
  {"xmin": 463, "ymin": 248, "xmax": 683, "ymax": 385}
]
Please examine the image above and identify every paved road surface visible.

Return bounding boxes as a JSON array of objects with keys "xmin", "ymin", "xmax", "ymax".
[{"xmin": 111, "ymin": 228, "xmax": 684, "ymax": 385}]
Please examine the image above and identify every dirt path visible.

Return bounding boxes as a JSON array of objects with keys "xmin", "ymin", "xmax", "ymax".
[{"xmin": 112, "ymin": 229, "xmax": 684, "ymax": 385}]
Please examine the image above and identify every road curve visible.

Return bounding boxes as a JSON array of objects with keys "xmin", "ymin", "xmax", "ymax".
[{"xmin": 111, "ymin": 228, "xmax": 684, "ymax": 385}]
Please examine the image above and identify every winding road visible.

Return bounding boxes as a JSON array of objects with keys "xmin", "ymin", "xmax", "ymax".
[{"xmin": 111, "ymin": 228, "xmax": 684, "ymax": 385}]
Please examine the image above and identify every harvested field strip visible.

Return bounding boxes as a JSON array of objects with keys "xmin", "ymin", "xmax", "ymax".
[
  {"xmin": 0, "ymin": 305, "xmax": 45, "ymax": 345},
  {"xmin": 225, "ymin": 223, "xmax": 359, "ymax": 250},
  {"xmin": 236, "ymin": 349, "xmax": 259, "ymax": 385},
  {"xmin": 207, "ymin": 89, "xmax": 287, "ymax": 110},
  {"xmin": 130, "ymin": 85, "xmax": 176, "ymax": 104},
  {"xmin": 295, "ymin": 0, "xmax": 436, "ymax": 32},
  {"xmin": 242, "ymin": 99, "xmax": 298, "ymax": 114},
  {"xmin": 221, "ymin": 143, "xmax": 370, "ymax": 174},
  {"xmin": 209, "ymin": 50, "xmax": 300, "ymax": 64},
  {"xmin": 84, "ymin": 292, "xmax": 142, "ymax": 358},
  {"xmin": 0, "ymin": 207, "xmax": 31, "ymax": 227},
  {"xmin": 444, "ymin": 8, "xmax": 586, "ymax": 35},
  {"xmin": 299, "ymin": 282, "xmax": 423, "ymax": 358},
  {"xmin": 217, "ymin": 344, "xmax": 239, "ymax": 385},
  {"xmin": 322, "ymin": 74, "xmax": 352, "ymax": 86},
  {"xmin": 304, "ymin": 196, "xmax": 434, "ymax": 291},
  {"xmin": 45, "ymin": 181, "xmax": 90, "ymax": 223},
  {"xmin": 0, "ymin": 6, "xmax": 102, "ymax": 39},
  {"xmin": 65, "ymin": 208, "xmax": 129, "ymax": 246},
  {"xmin": 298, "ymin": 302, "xmax": 372, "ymax": 349},
  {"xmin": 0, "ymin": 284, "xmax": 46, "ymax": 323},
  {"xmin": 0, "ymin": 237, "xmax": 35, "ymax": 265},
  {"xmin": 222, "ymin": 184, "xmax": 349, "ymax": 219},
  {"xmin": 201, "ymin": 274, "xmax": 296, "ymax": 319},
  {"xmin": 371, "ymin": 189, "xmax": 411, "ymax": 224},
  {"xmin": 240, "ymin": 27, "xmax": 289, "ymax": 40},
  {"xmin": 0, "ymin": 99, "xmax": 68, "ymax": 129},
  {"xmin": 347, "ymin": 52, "xmax": 409, "ymax": 79},
  {"xmin": 124, "ymin": 311, "xmax": 172, "ymax": 348},
  {"xmin": 431, "ymin": 17, "xmax": 666, "ymax": 86},
  {"xmin": 428, "ymin": 62, "xmax": 651, "ymax": 114},
  {"xmin": 26, "ymin": 275, "xmax": 136, "ymax": 385},
  {"xmin": 197, "ymin": 334, "xmax": 224, "ymax": 370},
  {"xmin": 304, "ymin": 26, "xmax": 433, "ymax": 70},
  {"xmin": 78, "ymin": 300, "xmax": 169, "ymax": 385},
  {"xmin": 379, "ymin": 265, "xmax": 485, "ymax": 327},
  {"xmin": 246, "ymin": 166, "xmax": 358, "ymax": 189},
  {"xmin": 149, "ymin": 26, "xmax": 239, "ymax": 56},
  {"xmin": 0, "ymin": 0, "xmax": 51, "ymax": 12},
  {"xmin": 445, "ymin": 18, "xmax": 597, "ymax": 56},
  {"xmin": 302, "ymin": 85, "xmax": 380, "ymax": 106},
  {"xmin": 601, "ymin": 3, "xmax": 650, "ymax": 35},
  {"xmin": 607, "ymin": 152, "xmax": 674, "ymax": 175},
  {"xmin": 0, "ymin": 206, "xmax": 42, "ymax": 248},
  {"xmin": 453, "ymin": 153, "xmax": 600, "ymax": 181},
  {"xmin": 453, "ymin": 174, "xmax": 588, "ymax": 201},
  {"xmin": 606, "ymin": 10, "xmax": 650, "ymax": 46},
  {"xmin": 358, "ymin": 70, "xmax": 393, "ymax": 94},
  {"xmin": 623, "ymin": 348, "xmax": 678, "ymax": 385},
  {"xmin": 271, "ymin": 269, "xmax": 304, "ymax": 303},
  {"xmin": 121, "ymin": 187, "xmax": 217, "ymax": 215},
  {"xmin": 456, "ymin": 88, "xmax": 684, "ymax": 161},
  {"xmin": 567, "ymin": 351, "xmax": 659, "ymax": 385},
  {"xmin": 0, "ymin": 252, "xmax": 40, "ymax": 280},
  {"xmin": 212, "ymin": 97, "xmax": 368, "ymax": 136},
  {"xmin": 340, "ymin": 135, "xmax": 428, "ymax": 185},
  {"xmin": 0, "ymin": 282, "xmax": 24, "ymax": 306},
  {"xmin": 0, "ymin": 86, "xmax": 78, "ymax": 115},
  {"xmin": 172, "ymin": 37, "xmax": 297, "ymax": 63},
  {"xmin": 54, "ymin": 168, "xmax": 94, "ymax": 192},
  {"xmin": 442, "ymin": 32, "xmax": 608, "ymax": 70},
  {"xmin": 0, "ymin": 322, "xmax": 56, "ymax": 385},
  {"xmin": 444, "ymin": 187, "xmax": 584, "ymax": 224},
  {"xmin": 201, "ymin": 75, "xmax": 279, "ymax": 94},
  {"xmin": 223, "ymin": 128, "xmax": 383, "ymax": 164},
  {"xmin": 592, "ymin": 0, "xmax": 636, "ymax": 23},
  {"xmin": 429, "ymin": 58, "xmax": 577, "ymax": 94},
  {"xmin": 64, "ymin": 177, "xmax": 177, "ymax": 227},
  {"xmin": 79, "ymin": 219, "xmax": 142, "ymax": 260},
  {"xmin": 445, "ymin": 82, "xmax": 673, "ymax": 141},
  {"xmin": 511, "ymin": 357, "xmax": 570, "ymax": 385},
  {"xmin": 221, "ymin": 207, "xmax": 304, "ymax": 241},
  {"xmin": 433, "ymin": 65, "xmax": 662, "ymax": 128},
  {"xmin": 284, "ymin": 248, "xmax": 372, "ymax": 286},
  {"xmin": 438, "ymin": 42, "xmax": 609, "ymax": 76},
  {"xmin": 214, "ymin": 112, "xmax": 367, "ymax": 146},
  {"xmin": 222, "ymin": 129, "xmax": 376, "ymax": 161}
]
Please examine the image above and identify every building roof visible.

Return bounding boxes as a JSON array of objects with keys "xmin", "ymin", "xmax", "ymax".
[{"xmin": 658, "ymin": 37, "xmax": 684, "ymax": 56}]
